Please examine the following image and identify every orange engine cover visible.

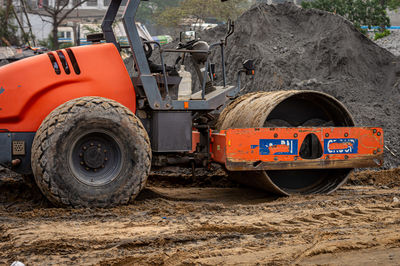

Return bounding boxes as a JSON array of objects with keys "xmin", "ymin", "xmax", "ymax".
[{"xmin": 0, "ymin": 43, "xmax": 135, "ymax": 132}]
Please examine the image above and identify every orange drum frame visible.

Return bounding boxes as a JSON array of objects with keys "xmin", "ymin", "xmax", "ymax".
[{"xmin": 192, "ymin": 127, "xmax": 384, "ymax": 171}]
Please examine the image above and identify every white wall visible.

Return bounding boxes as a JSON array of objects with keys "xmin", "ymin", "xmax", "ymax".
[{"xmin": 388, "ymin": 10, "xmax": 400, "ymax": 26}]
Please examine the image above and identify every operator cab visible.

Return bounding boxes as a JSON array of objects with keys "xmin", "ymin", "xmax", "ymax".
[
  {"xmin": 136, "ymin": 29, "xmax": 215, "ymax": 100},
  {"xmin": 97, "ymin": 0, "xmax": 254, "ymax": 111}
]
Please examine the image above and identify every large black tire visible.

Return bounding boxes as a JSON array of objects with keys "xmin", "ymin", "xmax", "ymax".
[{"xmin": 31, "ymin": 97, "xmax": 151, "ymax": 208}]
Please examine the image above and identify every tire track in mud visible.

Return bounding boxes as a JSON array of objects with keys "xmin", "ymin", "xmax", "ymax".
[{"xmin": 1, "ymin": 171, "xmax": 400, "ymax": 265}]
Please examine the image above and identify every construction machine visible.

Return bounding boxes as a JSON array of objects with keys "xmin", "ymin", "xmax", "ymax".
[{"xmin": 0, "ymin": 0, "xmax": 383, "ymax": 207}]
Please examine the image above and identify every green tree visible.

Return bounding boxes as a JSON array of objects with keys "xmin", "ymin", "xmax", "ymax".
[
  {"xmin": 35, "ymin": 0, "xmax": 89, "ymax": 50},
  {"xmin": 301, "ymin": 0, "xmax": 400, "ymax": 31},
  {"xmin": 0, "ymin": 0, "xmax": 19, "ymax": 46},
  {"xmin": 136, "ymin": 0, "xmax": 181, "ymax": 24},
  {"xmin": 386, "ymin": 0, "xmax": 400, "ymax": 10},
  {"xmin": 156, "ymin": 0, "xmax": 248, "ymax": 29}
]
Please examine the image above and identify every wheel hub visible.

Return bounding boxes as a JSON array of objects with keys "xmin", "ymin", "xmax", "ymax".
[
  {"xmin": 83, "ymin": 145, "xmax": 106, "ymax": 169},
  {"xmin": 69, "ymin": 130, "xmax": 123, "ymax": 186}
]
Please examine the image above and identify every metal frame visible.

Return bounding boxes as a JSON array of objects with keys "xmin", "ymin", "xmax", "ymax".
[
  {"xmin": 101, "ymin": 0, "xmax": 238, "ymax": 111},
  {"xmin": 211, "ymin": 127, "xmax": 384, "ymax": 171},
  {"xmin": 0, "ymin": 132, "xmax": 35, "ymax": 174}
]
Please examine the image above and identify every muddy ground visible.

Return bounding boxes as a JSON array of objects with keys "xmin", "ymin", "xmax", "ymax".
[{"xmin": 1, "ymin": 168, "xmax": 399, "ymax": 265}]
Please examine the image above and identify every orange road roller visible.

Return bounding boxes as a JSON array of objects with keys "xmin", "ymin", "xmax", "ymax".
[{"xmin": 0, "ymin": 0, "xmax": 383, "ymax": 207}]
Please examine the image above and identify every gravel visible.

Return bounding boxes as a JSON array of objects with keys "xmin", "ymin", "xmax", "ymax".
[{"xmin": 375, "ymin": 30, "xmax": 400, "ymax": 56}]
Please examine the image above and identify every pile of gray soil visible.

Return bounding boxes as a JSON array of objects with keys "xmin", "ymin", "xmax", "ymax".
[
  {"xmin": 0, "ymin": 47, "xmax": 43, "ymax": 66},
  {"xmin": 164, "ymin": 3, "xmax": 399, "ymax": 168},
  {"xmin": 375, "ymin": 30, "xmax": 400, "ymax": 56}
]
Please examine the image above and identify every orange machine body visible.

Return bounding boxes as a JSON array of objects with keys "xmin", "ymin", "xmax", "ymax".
[
  {"xmin": 0, "ymin": 43, "xmax": 135, "ymax": 132},
  {"xmin": 208, "ymin": 127, "xmax": 384, "ymax": 170}
]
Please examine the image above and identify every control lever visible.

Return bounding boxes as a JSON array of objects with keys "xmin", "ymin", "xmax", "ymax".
[{"xmin": 225, "ymin": 19, "xmax": 235, "ymax": 46}]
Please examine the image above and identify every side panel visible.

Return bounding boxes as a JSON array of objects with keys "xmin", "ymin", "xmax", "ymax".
[
  {"xmin": 0, "ymin": 132, "xmax": 35, "ymax": 174},
  {"xmin": 0, "ymin": 132, "xmax": 11, "ymax": 166},
  {"xmin": 152, "ymin": 111, "xmax": 192, "ymax": 152},
  {"xmin": 211, "ymin": 127, "xmax": 384, "ymax": 170},
  {"xmin": 0, "ymin": 43, "xmax": 135, "ymax": 132}
]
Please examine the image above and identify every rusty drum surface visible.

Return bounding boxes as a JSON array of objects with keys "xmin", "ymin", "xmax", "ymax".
[{"xmin": 217, "ymin": 90, "xmax": 355, "ymax": 195}]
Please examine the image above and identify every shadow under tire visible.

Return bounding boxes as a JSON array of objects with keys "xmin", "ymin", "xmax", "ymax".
[{"xmin": 31, "ymin": 97, "xmax": 151, "ymax": 208}]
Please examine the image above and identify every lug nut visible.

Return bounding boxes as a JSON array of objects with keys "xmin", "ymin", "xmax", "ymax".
[
  {"xmin": 79, "ymin": 153, "xmax": 83, "ymax": 157},
  {"xmin": 90, "ymin": 143, "xmax": 94, "ymax": 146},
  {"xmin": 104, "ymin": 150, "xmax": 107, "ymax": 153},
  {"xmin": 86, "ymin": 167, "xmax": 89, "ymax": 171},
  {"xmin": 105, "ymin": 158, "xmax": 108, "ymax": 161},
  {"xmin": 83, "ymin": 146, "xmax": 87, "ymax": 150},
  {"xmin": 80, "ymin": 162, "xmax": 84, "ymax": 165},
  {"xmin": 102, "ymin": 165, "xmax": 105, "ymax": 168},
  {"xmin": 98, "ymin": 144, "xmax": 101, "ymax": 147}
]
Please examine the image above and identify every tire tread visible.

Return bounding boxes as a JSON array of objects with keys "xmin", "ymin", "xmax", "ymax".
[{"xmin": 31, "ymin": 97, "xmax": 151, "ymax": 207}]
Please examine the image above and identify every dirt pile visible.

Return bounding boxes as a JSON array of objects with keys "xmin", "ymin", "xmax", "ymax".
[
  {"xmin": 0, "ymin": 47, "xmax": 44, "ymax": 66},
  {"xmin": 181, "ymin": 3, "xmax": 400, "ymax": 168},
  {"xmin": 349, "ymin": 168, "xmax": 400, "ymax": 188},
  {"xmin": 0, "ymin": 167, "xmax": 49, "ymax": 210}
]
